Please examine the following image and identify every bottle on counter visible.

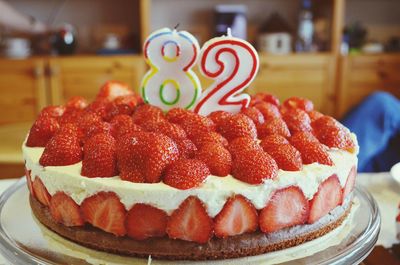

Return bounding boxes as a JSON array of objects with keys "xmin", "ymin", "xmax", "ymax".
[{"xmin": 295, "ymin": 0, "xmax": 314, "ymax": 52}]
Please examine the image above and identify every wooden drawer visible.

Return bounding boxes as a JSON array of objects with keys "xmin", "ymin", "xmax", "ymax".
[
  {"xmin": 338, "ymin": 54, "xmax": 400, "ymax": 117},
  {"xmin": 248, "ymin": 54, "xmax": 335, "ymax": 115},
  {"xmin": 0, "ymin": 59, "xmax": 47, "ymax": 124},
  {"xmin": 48, "ymin": 55, "xmax": 146, "ymax": 104}
]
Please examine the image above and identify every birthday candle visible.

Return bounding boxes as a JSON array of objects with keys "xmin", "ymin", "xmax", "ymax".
[
  {"xmin": 194, "ymin": 29, "xmax": 259, "ymax": 116},
  {"xmin": 140, "ymin": 28, "xmax": 201, "ymax": 111}
]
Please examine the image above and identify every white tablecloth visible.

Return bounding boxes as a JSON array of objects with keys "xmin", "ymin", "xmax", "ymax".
[{"xmin": 0, "ymin": 173, "xmax": 398, "ymax": 263}]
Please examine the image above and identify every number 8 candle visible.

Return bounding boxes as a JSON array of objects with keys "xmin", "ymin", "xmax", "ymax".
[
  {"xmin": 140, "ymin": 28, "xmax": 202, "ymax": 111},
  {"xmin": 194, "ymin": 29, "xmax": 259, "ymax": 116}
]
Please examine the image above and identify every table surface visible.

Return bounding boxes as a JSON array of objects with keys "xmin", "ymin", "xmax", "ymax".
[{"xmin": 0, "ymin": 173, "xmax": 398, "ymax": 264}]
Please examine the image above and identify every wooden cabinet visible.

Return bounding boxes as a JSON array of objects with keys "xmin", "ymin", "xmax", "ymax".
[
  {"xmin": 48, "ymin": 56, "xmax": 146, "ymax": 105},
  {"xmin": 338, "ymin": 54, "xmax": 400, "ymax": 117},
  {"xmin": 0, "ymin": 59, "xmax": 47, "ymax": 124},
  {"xmin": 248, "ymin": 54, "xmax": 336, "ymax": 115}
]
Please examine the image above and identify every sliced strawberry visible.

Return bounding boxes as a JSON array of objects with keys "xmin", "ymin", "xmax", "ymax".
[
  {"xmin": 80, "ymin": 192, "xmax": 127, "ymax": 236},
  {"xmin": 342, "ymin": 166, "xmax": 357, "ymax": 201},
  {"xmin": 110, "ymin": 114, "xmax": 142, "ymax": 139},
  {"xmin": 96, "ymin": 81, "xmax": 133, "ymax": 101},
  {"xmin": 189, "ymin": 130, "xmax": 228, "ymax": 149},
  {"xmin": 126, "ymin": 204, "xmax": 168, "ymax": 240},
  {"xmin": 175, "ymin": 138, "xmax": 197, "ymax": 158},
  {"xmin": 290, "ymin": 132, "xmax": 333, "ymax": 166},
  {"xmin": 264, "ymin": 144, "xmax": 303, "ymax": 171},
  {"xmin": 196, "ymin": 142, "xmax": 232, "ymax": 177},
  {"xmin": 132, "ymin": 104, "xmax": 165, "ymax": 128},
  {"xmin": 308, "ymin": 175, "xmax": 343, "ymax": 224},
  {"xmin": 32, "ymin": 177, "xmax": 51, "ymax": 206},
  {"xmin": 207, "ymin": 110, "xmax": 233, "ymax": 126},
  {"xmin": 254, "ymin": 102, "xmax": 281, "ymax": 121},
  {"xmin": 228, "ymin": 137, "xmax": 262, "ymax": 159},
  {"xmin": 82, "ymin": 133, "xmax": 117, "ymax": 178},
  {"xmin": 260, "ymin": 134, "xmax": 289, "ymax": 150},
  {"xmin": 214, "ymin": 195, "xmax": 258, "ymax": 238},
  {"xmin": 260, "ymin": 186, "xmax": 309, "ymax": 233},
  {"xmin": 257, "ymin": 117, "xmax": 291, "ymax": 139},
  {"xmin": 232, "ymin": 150, "xmax": 278, "ymax": 184},
  {"xmin": 39, "ymin": 124, "xmax": 83, "ymax": 166},
  {"xmin": 24, "ymin": 168, "xmax": 33, "ymax": 194},
  {"xmin": 241, "ymin": 107, "xmax": 265, "ymax": 127},
  {"xmin": 50, "ymin": 192, "xmax": 84, "ymax": 227},
  {"xmin": 216, "ymin": 113, "xmax": 257, "ymax": 141},
  {"xmin": 282, "ymin": 108, "xmax": 312, "ymax": 133},
  {"xmin": 26, "ymin": 115, "xmax": 60, "ymax": 147},
  {"xmin": 166, "ymin": 196, "xmax": 213, "ymax": 243},
  {"xmin": 66, "ymin": 96, "xmax": 88, "ymax": 110},
  {"xmin": 164, "ymin": 159, "xmax": 210, "ymax": 189},
  {"xmin": 282, "ymin": 97, "xmax": 314, "ymax": 112}
]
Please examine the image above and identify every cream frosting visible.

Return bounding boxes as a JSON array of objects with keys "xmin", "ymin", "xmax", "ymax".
[{"xmin": 23, "ymin": 135, "xmax": 358, "ymax": 217}]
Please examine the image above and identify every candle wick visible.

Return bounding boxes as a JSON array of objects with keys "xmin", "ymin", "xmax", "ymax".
[
  {"xmin": 227, "ymin": 27, "xmax": 232, "ymax": 37},
  {"xmin": 174, "ymin": 23, "xmax": 180, "ymax": 30}
]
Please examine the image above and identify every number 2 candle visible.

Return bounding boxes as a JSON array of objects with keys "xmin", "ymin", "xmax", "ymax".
[
  {"xmin": 140, "ymin": 28, "xmax": 202, "ymax": 111},
  {"xmin": 194, "ymin": 29, "xmax": 259, "ymax": 116}
]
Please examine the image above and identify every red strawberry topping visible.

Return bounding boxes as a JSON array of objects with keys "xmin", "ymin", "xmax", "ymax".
[
  {"xmin": 166, "ymin": 108, "xmax": 192, "ymax": 124},
  {"xmin": 164, "ymin": 158, "xmax": 210, "ymax": 189},
  {"xmin": 26, "ymin": 115, "xmax": 60, "ymax": 147},
  {"xmin": 196, "ymin": 143, "xmax": 232, "ymax": 177},
  {"xmin": 342, "ymin": 166, "xmax": 357, "ymax": 201},
  {"xmin": 82, "ymin": 133, "xmax": 117, "ymax": 178},
  {"xmin": 290, "ymin": 132, "xmax": 333, "ymax": 165},
  {"xmin": 49, "ymin": 192, "xmax": 84, "ymax": 226},
  {"xmin": 282, "ymin": 108, "xmax": 312, "ymax": 133},
  {"xmin": 39, "ymin": 124, "xmax": 83, "ymax": 166},
  {"xmin": 217, "ymin": 113, "xmax": 257, "ymax": 141},
  {"xmin": 260, "ymin": 186, "xmax": 309, "ymax": 233},
  {"xmin": 110, "ymin": 114, "xmax": 142, "ymax": 139},
  {"xmin": 260, "ymin": 134, "xmax": 289, "ymax": 149},
  {"xmin": 308, "ymin": 175, "xmax": 343, "ymax": 223},
  {"xmin": 251, "ymin": 93, "xmax": 280, "ymax": 107},
  {"xmin": 189, "ymin": 130, "xmax": 228, "ymax": 149},
  {"xmin": 66, "ymin": 96, "xmax": 88, "ymax": 110},
  {"xmin": 132, "ymin": 104, "xmax": 165, "ymax": 128},
  {"xmin": 264, "ymin": 144, "xmax": 303, "ymax": 171},
  {"xmin": 175, "ymin": 138, "xmax": 197, "ymax": 158},
  {"xmin": 208, "ymin": 110, "xmax": 233, "ymax": 125},
  {"xmin": 282, "ymin": 97, "xmax": 314, "ymax": 112},
  {"xmin": 32, "ymin": 177, "xmax": 51, "ymax": 206},
  {"xmin": 38, "ymin": 105, "xmax": 66, "ymax": 119},
  {"xmin": 241, "ymin": 107, "xmax": 265, "ymax": 126},
  {"xmin": 254, "ymin": 102, "xmax": 281, "ymax": 121},
  {"xmin": 80, "ymin": 192, "xmax": 127, "ymax": 236},
  {"xmin": 308, "ymin": 110, "xmax": 324, "ymax": 122},
  {"xmin": 96, "ymin": 81, "xmax": 133, "ymax": 101},
  {"xmin": 178, "ymin": 113, "xmax": 216, "ymax": 139},
  {"xmin": 257, "ymin": 117, "xmax": 291, "ymax": 139},
  {"xmin": 146, "ymin": 121, "xmax": 187, "ymax": 141},
  {"xmin": 214, "ymin": 195, "xmax": 258, "ymax": 238},
  {"xmin": 232, "ymin": 149, "xmax": 278, "ymax": 184},
  {"xmin": 126, "ymin": 204, "xmax": 168, "ymax": 240},
  {"xmin": 167, "ymin": 196, "xmax": 213, "ymax": 243},
  {"xmin": 228, "ymin": 137, "xmax": 262, "ymax": 159}
]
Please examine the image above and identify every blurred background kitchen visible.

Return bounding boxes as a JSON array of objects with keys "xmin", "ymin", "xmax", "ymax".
[{"xmin": 0, "ymin": 0, "xmax": 399, "ymax": 178}]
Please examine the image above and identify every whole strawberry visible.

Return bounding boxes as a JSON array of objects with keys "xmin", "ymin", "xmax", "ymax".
[
  {"xmin": 290, "ymin": 132, "xmax": 333, "ymax": 165},
  {"xmin": 282, "ymin": 97, "xmax": 314, "ymax": 112},
  {"xmin": 132, "ymin": 104, "xmax": 165, "ymax": 129},
  {"xmin": 164, "ymin": 159, "xmax": 210, "ymax": 189},
  {"xmin": 282, "ymin": 108, "xmax": 312, "ymax": 133},
  {"xmin": 232, "ymin": 149, "xmax": 278, "ymax": 184},
  {"xmin": 189, "ymin": 130, "xmax": 228, "ymax": 148},
  {"xmin": 254, "ymin": 101, "xmax": 281, "ymax": 121},
  {"xmin": 257, "ymin": 117, "xmax": 291, "ymax": 139},
  {"xmin": 82, "ymin": 133, "xmax": 117, "ymax": 178},
  {"xmin": 241, "ymin": 107, "xmax": 265, "ymax": 127},
  {"xmin": 26, "ymin": 115, "xmax": 60, "ymax": 147},
  {"xmin": 228, "ymin": 137, "xmax": 262, "ymax": 159},
  {"xmin": 39, "ymin": 124, "xmax": 83, "ymax": 166},
  {"xmin": 196, "ymin": 142, "xmax": 232, "ymax": 176},
  {"xmin": 110, "ymin": 114, "xmax": 142, "ymax": 139},
  {"xmin": 96, "ymin": 81, "xmax": 133, "ymax": 101},
  {"xmin": 217, "ymin": 113, "xmax": 257, "ymax": 141}
]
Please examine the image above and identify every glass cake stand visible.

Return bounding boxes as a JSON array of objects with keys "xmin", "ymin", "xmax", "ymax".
[{"xmin": 0, "ymin": 178, "xmax": 380, "ymax": 265}]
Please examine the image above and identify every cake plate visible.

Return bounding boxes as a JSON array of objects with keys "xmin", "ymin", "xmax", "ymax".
[{"xmin": 0, "ymin": 178, "xmax": 380, "ymax": 265}]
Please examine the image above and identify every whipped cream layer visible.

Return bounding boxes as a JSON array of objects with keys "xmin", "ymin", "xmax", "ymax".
[{"xmin": 23, "ymin": 137, "xmax": 358, "ymax": 217}]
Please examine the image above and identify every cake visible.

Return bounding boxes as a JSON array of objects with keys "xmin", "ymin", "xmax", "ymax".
[{"xmin": 23, "ymin": 81, "xmax": 358, "ymax": 260}]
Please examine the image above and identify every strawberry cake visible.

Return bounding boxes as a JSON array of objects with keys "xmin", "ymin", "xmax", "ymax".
[{"xmin": 23, "ymin": 81, "xmax": 358, "ymax": 260}]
